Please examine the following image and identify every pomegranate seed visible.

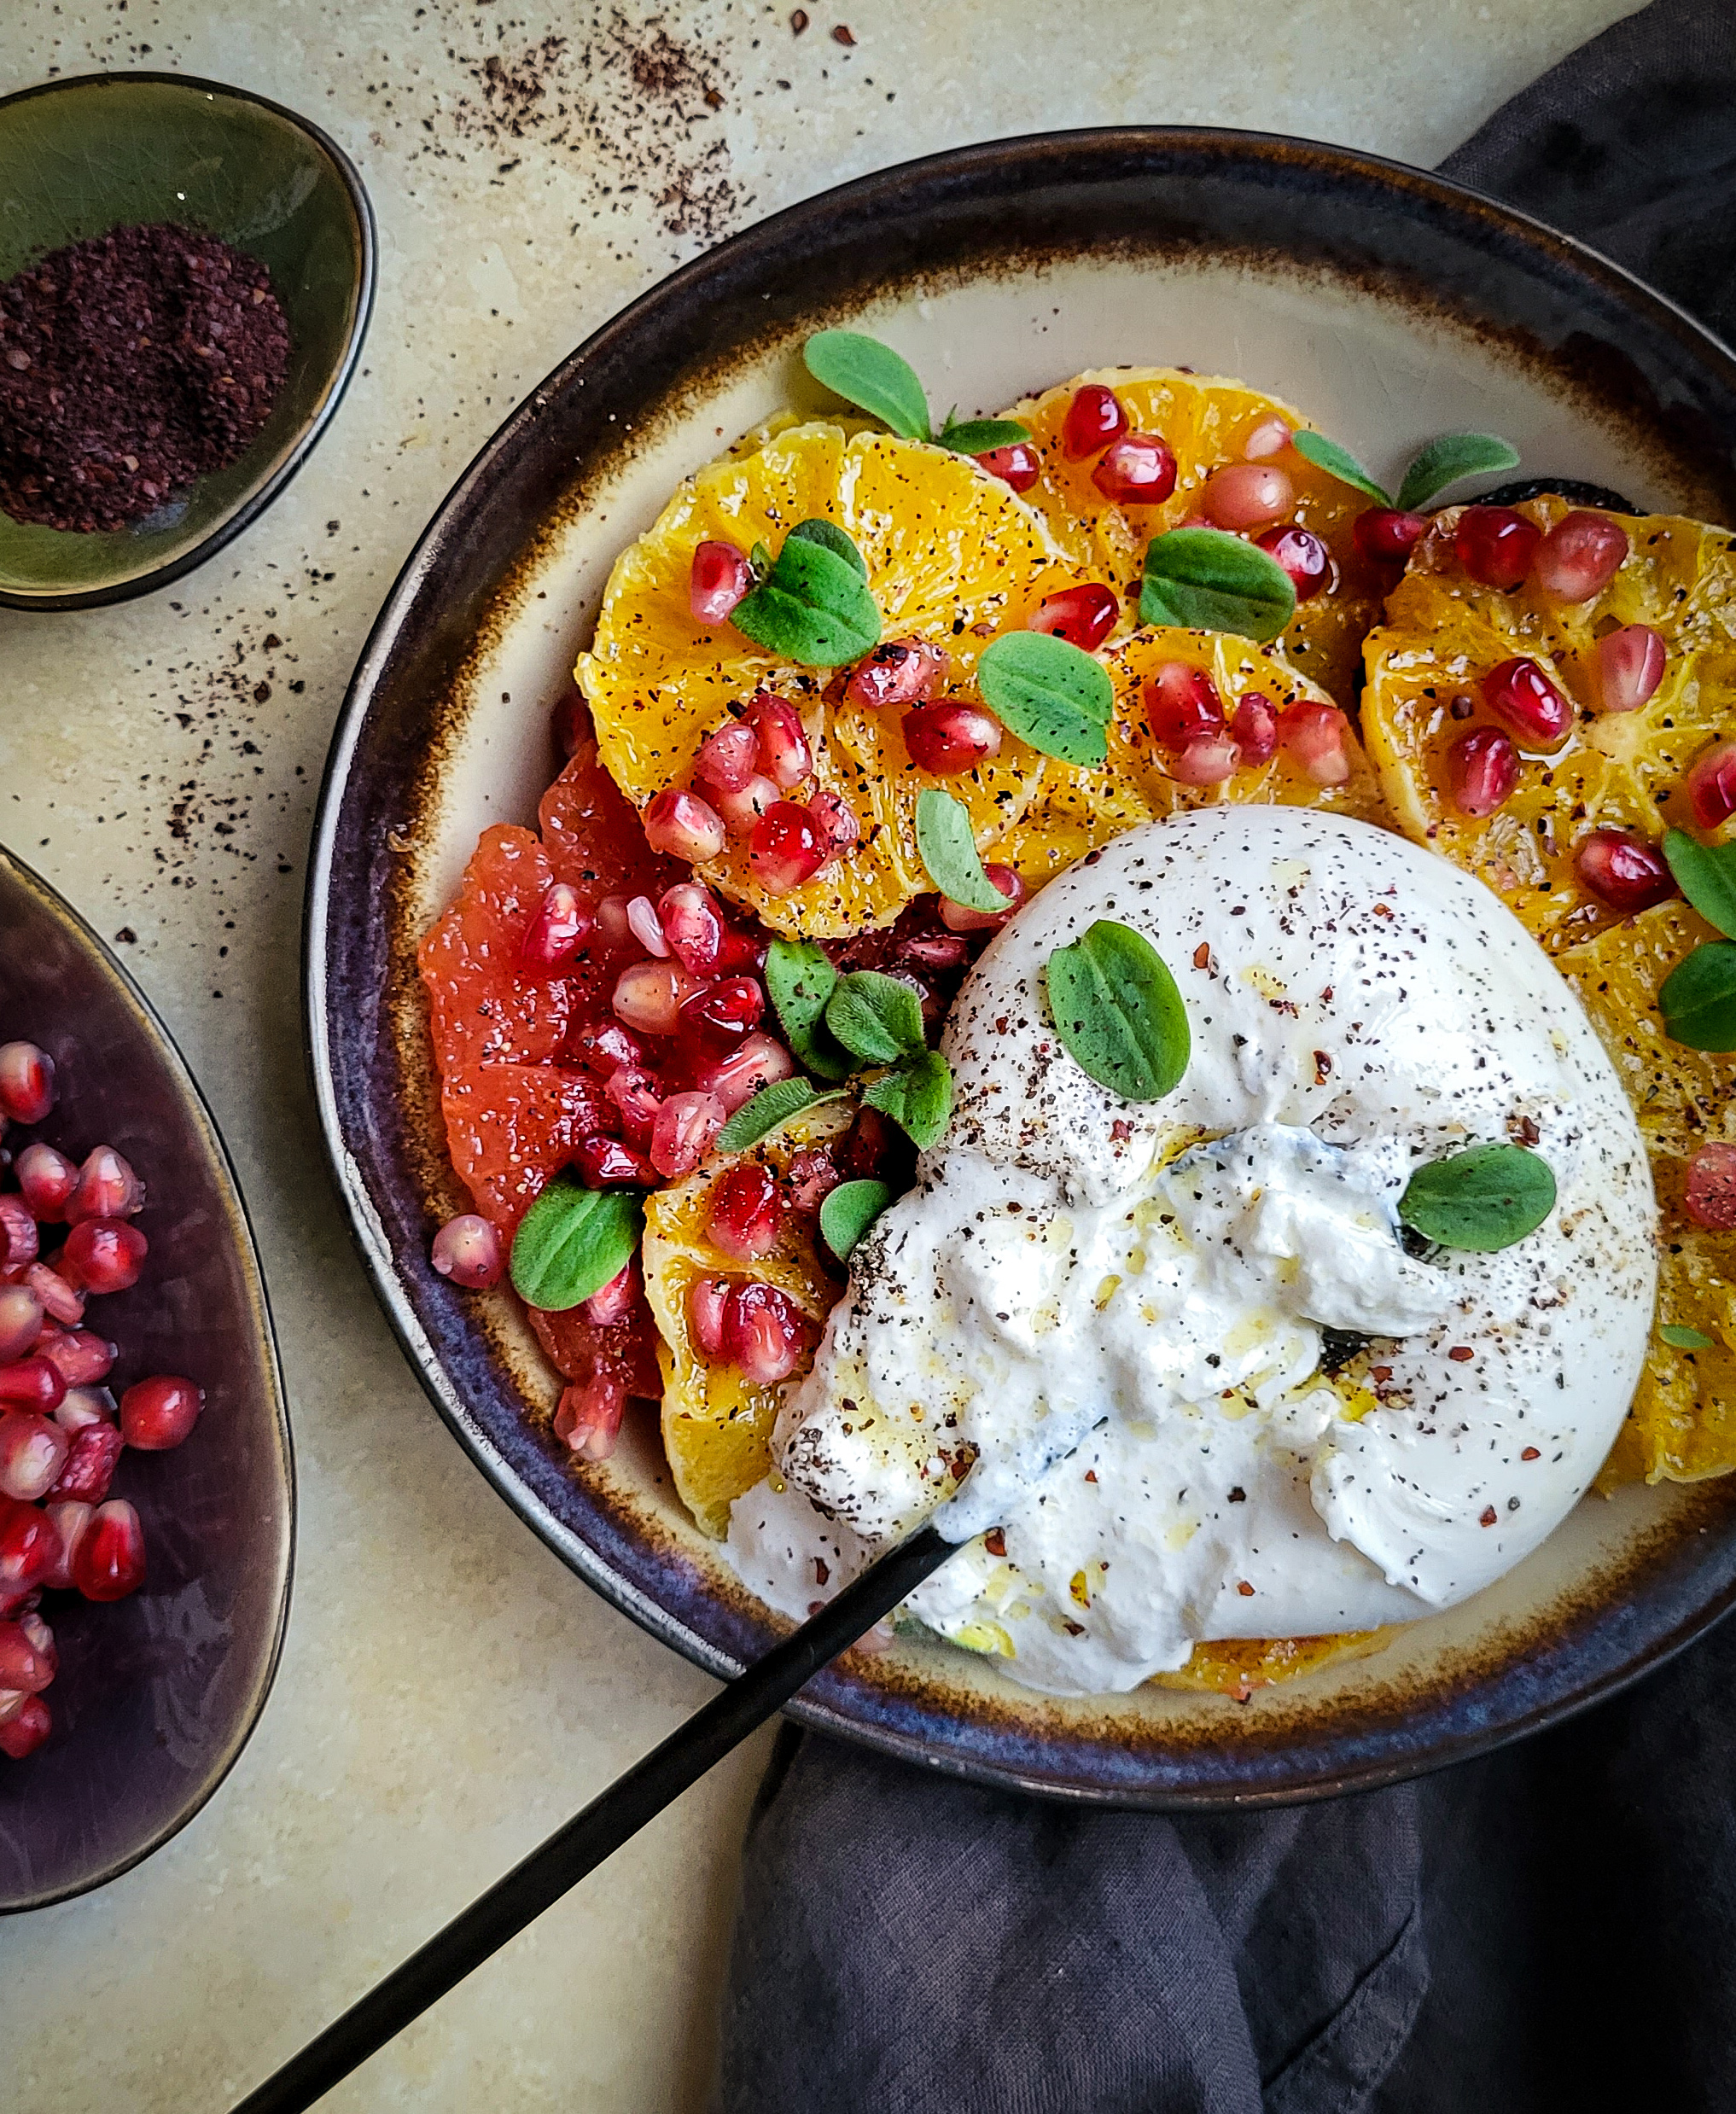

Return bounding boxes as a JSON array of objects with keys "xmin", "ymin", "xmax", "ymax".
[
  {"xmin": 844, "ymin": 639, "xmax": 945, "ymax": 710},
  {"xmin": 65, "ymin": 1145, "xmax": 144, "ymax": 1226},
  {"xmin": 39, "ymin": 1331, "xmax": 114, "ymax": 1388},
  {"xmin": 15, "ymin": 1143, "xmax": 77, "ymax": 1221},
  {"xmin": 553, "ymin": 684, "xmax": 591, "ymax": 759},
  {"xmin": 749, "ymin": 802, "xmax": 830, "ymax": 894},
  {"xmin": 518, "ymin": 882, "xmax": 591, "ymax": 971},
  {"xmin": 1482, "ymin": 656, "xmax": 1573, "ymax": 747},
  {"xmin": 595, "ymin": 894, "xmax": 635, "ymax": 949},
  {"xmin": 690, "ymin": 539, "xmax": 754, "ymax": 624},
  {"xmin": 900, "ymin": 932, "xmax": 971, "ymax": 971},
  {"xmin": 73, "ymin": 1498, "xmax": 145, "ymax": 1602},
  {"xmin": 680, "ymin": 977, "xmax": 766, "ymax": 1048},
  {"xmin": 689, "ymin": 1275, "xmax": 729, "ymax": 1356},
  {"xmin": 903, "ymin": 702, "xmax": 1003, "ymax": 775},
  {"xmin": 1574, "ymin": 830, "xmax": 1675, "ymax": 913},
  {"xmin": 658, "ymin": 882, "xmax": 726, "ymax": 975},
  {"xmin": 975, "ymin": 440, "xmax": 1040, "ymax": 491},
  {"xmin": 722, "ymin": 1281, "xmax": 808, "ymax": 1385},
  {"xmin": 1061, "ymin": 384, "xmax": 1126, "ymax": 460},
  {"xmin": 1230, "ymin": 695, "xmax": 1279, "ymax": 766},
  {"xmin": 43, "ymin": 1503, "xmax": 90, "ymax": 1592},
  {"xmin": 583, "ymin": 1260, "xmax": 640, "ymax": 1326},
  {"xmin": 807, "ymin": 788, "xmax": 861, "ymax": 853},
  {"xmin": 53, "ymin": 1385, "xmax": 116, "ymax": 1432},
  {"xmin": 1243, "ymin": 416, "xmax": 1292, "ymax": 460},
  {"xmin": 572, "ymin": 1019, "xmax": 648, "ymax": 1078},
  {"xmin": 59, "ymin": 1219, "xmax": 148, "ymax": 1296},
  {"xmin": 696, "ymin": 1033, "xmax": 796, "ymax": 1115},
  {"xmin": 0, "ymin": 1497, "xmax": 59, "ymax": 1600},
  {"xmin": 1168, "ymin": 732, "xmax": 1242, "ymax": 785},
  {"xmin": 1354, "ymin": 508, "xmax": 1429, "ymax": 566},
  {"xmin": 650, "ymin": 1090, "xmax": 727, "ymax": 1180},
  {"xmin": 604, "ymin": 1067, "xmax": 662, "ymax": 1148},
  {"xmin": 613, "ymin": 958, "xmax": 699, "ymax": 1036},
  {"xmin": 431, "ymin": 1212, "xmax": 504, "ymax": 1290},
  {"xmin": 708, "ymin": 1164, "xmax": 784, "ymax": 1261},
  {"xmin": 1686, "ymin": 741, "xmax": 1736, "ymax": 830},
  {"xmin": 554, "ymin": 1371, "xmax": 627, "ymax": 1461},
  {"xmin": 1092, "ymin": 434, "xmax": 1178, "ymax": 507},
  {"xmin": 1146, "ymin": 662, "xmax": 1225, "ymax": 748},
  {"xmin": 626, "ymin": 894, "xmax": 670, "ymax": 958},
  {"xmin": 1201, "ymin": 463, "xmax": 1294, "ymax": 530},
  {"xmin": 0, "ymin": 1693, "xmax": 50, "ymax": 1759},
  {"xmin": 1282, "ymin": 703, "xmax": 1354, "ymax": 786},
  {"xmin": 843, "ymin": 1106, "xmax": 899, "ymax": 1179},
  {"xmin": 0, "ymin": 1359, "xmax": 64, "ymax": 1415},
  {"xmin": 695, "ymin": 719, "xmax": 761, "ymax": 795},
  {"xmin": 0, "ymin": 1285, "xmax": 42, "ymax": 1364},
  {"xmin": 570, "ymin": 1134, "xmax": 655, "ymax": 1188},
  {"xmin": 1534, "ymin": 510, "xmax": 1629, "ymax": 601},
  {"xmin": 0, "ymin": 1197, "xmax": 38, "ymax": 1268},
  {"xmin": 1029, "ymin": 583, "xmax": 1118, "ymax": 652},
  {"xmin": 49, "ymin": 1420, "xmax": 123, "ymax": 1503},
  {"xmin": 644, "ymin": 787, "xmax": 725, "ymax": 862},
  {"xmin": 24, "ymin": 1265, "xmax": 82, "ymax": 1326},
  {"xmin": 1593, "ymin": 625, "xmax": 1667, "ymax": 713},
  {"xmin": 1447, "ymin": 726, "xmax": 1520, "ymax": 817},
  {"xmin": 0, "ymin": 1044, "xmax": 55, "ymax": 1126},
  {"xmin": 940, "ymin": 865, "xmax": 1024, "ymax": 932},
  {"xmin": 743, "ymin": 694, "xmax": 813, "ymax": 791},
  {"xmin": 0, "ymin": 1412, "xmax": 68, "ymax": 1501},
  {"xmin": 0, "ymin": 1616, "xmax": 53, "ymax": 1693},
  {"xmin": 1685, "ymin": 1142, "xmax": 1736, "ymax": 1230},
  {"xmin": 1256, "ymin": 524, "xmax": 1332, "ymax": 603},
  {"xmin": 784, "ymin": 1147, "xmax": 841, "ymax": 1215},
  {"xmin": 715, "ymin": 772, "xmax": 779, "ymax": 837},
  {"xmin": 1454, "ymin": 506, "xmax": 1541, "ymax": 590}
]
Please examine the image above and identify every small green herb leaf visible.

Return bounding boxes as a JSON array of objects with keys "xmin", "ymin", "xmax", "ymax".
[
  {"xmin": 1397, "ymin": 1144, "xmax": 1557, "ymax": 1253},
  {"xmin": 976, "ymin": 631, "xmax": 1112, "ymax": 768},
  {"xmin": 749, "ymin": 539, "xmax": 772, "ymax": 579},
  {"xmin": 510, "ymin": 1179, "xmax": 643, "ymax": 1311},
  {"xmin": 731, "ymin": 523, "xmax": 881, "ymax": 666},
  {"xmin": 1662, "ymin": 1324, "xmax": 1715, "ymax": 1351},
  {"xmin": 1660, "ymin": 941, "xmax": 1736, "ymax": 1051},
  {"xmin": 1139, "ymin": 527, "xmax": 1297, "ymax": 642},
  {"xmin": 1663, "ymin": 827, "xmax": 1736, "ymax": 939},
  {"xmin": 938, "ymin": 416, "xmax": 1032, "ymax": 456},
  {"xmin": 764, "ymin": 939, "xmax": 853, "ymax": 1080},
  {"xmin": 914, "ymin": 789, "xmax": 1008, "ymax": 913},
  {"xmin": 1394, "ymin": 433, "xmax": 1522, "ymax": 513},
  {"xmin": 1043, "ymin": 919, "xmax": 1190, "ymax": 1103},
  {"xmin": 803, "ymin": 329, "xmax": 931, "ymax": 441},
  {"xmin": 863, "ymin": 1048, "xmax": 953, "ymax": 1150},
  {"xmin": 824, "ymin": 970, "xmax": 927, "ymax": 1066},
  {"xmin": 819, "ymin": 1178, "xmax": 893, "ymax": 1261},
  {"xmin": 717, "ymin": 1076, "xmax": 841, "ymax": 1155},
  {"xmin": 1290, "ymin": 428, "xmax": 1391, "ymax": 505},
  {"xmin": 786, "ymin": 516, "xmax": 868, "ymax": 576}
]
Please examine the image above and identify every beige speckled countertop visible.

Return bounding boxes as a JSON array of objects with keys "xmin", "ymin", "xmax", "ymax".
[{"xmin": 0, "ymin": 2, "xmax": 1637, "ymax": 2105}]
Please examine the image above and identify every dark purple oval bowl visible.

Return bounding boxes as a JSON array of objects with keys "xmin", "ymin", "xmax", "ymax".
[{"xmin": 0, "ymin": 848, "xmax": 293, "ymax": 1908}]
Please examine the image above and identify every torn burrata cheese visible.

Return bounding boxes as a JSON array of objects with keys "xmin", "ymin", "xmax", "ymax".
[{"xmin": 724, "ymin": 806, "xmax": 1657, "ymax": 1697}]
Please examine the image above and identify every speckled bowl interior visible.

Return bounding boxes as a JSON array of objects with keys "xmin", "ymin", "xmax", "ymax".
[{"xmin": 310, "ymin": 131, "xmax": 1736, "ymax": 1808}]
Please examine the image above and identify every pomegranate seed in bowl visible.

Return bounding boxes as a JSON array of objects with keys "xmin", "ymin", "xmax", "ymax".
[
  {"xmin": 431, "ymin": 1212, "xmax": 504, "ymax": 1289},
  {"xmin": 1453, "ymin": 506, "xmax": 1541, "ymax": 591},
  {"xmin": 1482, "ymin": 657, "xmax": 1573, "ymax": 748},
  {"xmin": 644, "ymin": 788, "xmax": 725, "ymax": 862},
  {"xmin": 43, "ymin": 1503, "xmax": 91, "ymax": 1593},
  {"xmin": 1533, "ymin": 510, "xmax": 1629, "ymax": 601},
  {"xmin": 15, "ymin": 1143, "xmax": 77, "ymax": 1221},
  {"xmin": 55, "ymin": 1385, "xmax": 117, "ymax": 1433},
  {"xmin": 73, "ymin": 1499, "xmax": 146, "ymax": 1603},
  {"xmin": 1685, "ymin": 1143, "xmax": 1736, "ymax": 1231},
  {"xmin": 1685, "ymin": 740, "xmax": 1736, "ymax": 830},
  {"xmin": 38, "ymin": 1329, "xmax": 115, "ymax": 1387},
  {"xmin": 25, "ymin": 1264, "xmax": 83, "ymax": 1325},
  {"xmin": 1092, "ymin": 434, "xmax": 1178, "ymax": 507},
  {"xmin": 1593, "ymin": 625, "xmax": 1666, "ymax": 713},
  {"xmin": 0, "ymin": 1197, "xmax": 38, "ymax": 1268},
  {"xmin": 1255, "ymin": 524, "xmax": 1332, "ymax": 602},
  {"xmin": 1029, "ymin": 583, "xmax": 1118, "ymax": 652},
  {"xmin": 58, "ymin": 1219, "xmax": 148, "ymax": 1296},
  {"xmin": 903, "ymin": 702, "xmax": 1003, "ymax": 776},
  {"xmin": 1201, "ymin": 463, "xmax": 1293, "ymax": 530},
  {"xmin": 743, "ymin": 693, "xmax": 813, "ymax": 790},
  {"xmin": 0, "ymin": 1413, "xmax": 69, "ymax": 1502},
  {"xmin": 690, "ymin": 539, "xmax": 753, "ymax": 624},
  {"xmin": 1061, "ymin": 383, "xmax": 1127, "ymax": 459},
  {"xmin": 0, "ymin": 1359, "xmax": 66, "ymax": 1415},
  {"xmin": 1574, "ymin": 830, "xmax": 1675, "ymax": 913},
  {"xmin": 844, "ymin": 639, "xmax": 945, "ymax": 710},
  {"xmin": 48, "ymin": 1422, "xmax": 123, "ymax": 1505},
  {"xmin": 0, "ymin": 1498, "xmax": 59, "ymax": 1607},
  {"xmin": 974, "ymin": 440, "xmax": 1040, "ymax": 491},
  {"xmin": 0, "ymin": 1285, "xmax": 43, "ymax": 1363},
  {"xmin": 0, "ymin": 1693, "xmax": 50, "ymax": 1760},
  {"xmin": 1447, "ymin": 727, "xmax": 1519, "ymax": 817},
  {"xmin": 749, "ymin": 803, "xmax": 830, "ymax": 894},
  {"xmin": 940, "ymin": 865, "xmax": 1024, "ymax": 932},
  {"xmin": 0, "ymin": 1043, "xmax": 56, "ymax": 1127},
  {"xmin": 708, "ymin": 1163, "xmax": 784, "ymax": 1261},
  {"xmin": 0, "ymin": 1616, "xmax": 55, "ymax": 1693},
  {"xmin": 1280, "ymin": 704, "xmax": 1354, "ymax": 786},
  {"xmin": 63, "ymin": 1146, "xmax": 144, "ymax": 1225}
]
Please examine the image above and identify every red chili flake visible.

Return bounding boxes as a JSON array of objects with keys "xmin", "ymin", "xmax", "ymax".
[
  {"xmin": 1514, "ymin": 1115, "xmax": 1541, "ymax": 1145},
  {"xmin": 1521, "ymin": 1446, "xmax": 1541, "ymax": 1461},
  {"xmin": 983, "ymin": 1528, "xmax": 1006, "ymax": 1557},
  {"xmin": 1479, "ymin": 1505, "xmax": 1498, "ymax": 1527},
  {"xmin": 1313, "ymin": 1050, "xmax": 1333, "ymax": 1085},
  {"xmin": 813, "ymin": 1556, "xmax": 830, "ymax": 1586},
  {"xmin": 1236, "ymin": 1579, "xmax": 1255, "ymax": 1597},
  {"xmin": 1320, "ymin": 986, "xmax": 1334, "ymax": 1003},
  {"xmin": 790, "ymin": 8, "xmax": 809, "ymax": 28},
  {"xmin": 831, "ymin": 22, "xmax": 856, "ymax": 43},
  {"xmin": 1448, "ymin": 1346, "xmax": 1476, "ymax": 1363},
  {"xmin": 1372, "ymin": 901, "xmax": 1395, "ymax": 919},
  {"xmin": 1192, "ymin": 941, "xmax": 1211, "ymax": 970},
  {"xmin": 1083, "ymin": 1469, "xmax": 1098, "ymax": 1483},
  {"xmin": 1063, "ymin": 1620, "xmax": 1085, "ymax": 1635},
  {"xmin": 1371, "ymin": 1366, "xmax": 1393, "ymax": 1383},
  {"xmin": 1110, "ymin": 1119, "xmax": 1133, "ymax": 1143}
]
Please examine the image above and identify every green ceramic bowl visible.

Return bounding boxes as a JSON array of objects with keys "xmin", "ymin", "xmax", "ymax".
[{"xmin": 0, "ymin": 71, "xmax": 374, "ymax": 611}]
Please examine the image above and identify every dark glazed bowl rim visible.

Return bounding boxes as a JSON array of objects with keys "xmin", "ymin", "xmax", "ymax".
[
  {"xmin": 0, "ymin": 68, "xmax": 377, "ymax": 614},
  {"xmin": 307, "ymin": 126, "xmax": 1736, "ymax": 1808},
  {"xmin": 0, "ymin": 847, "xmax": 295, "ymax": 1907}
]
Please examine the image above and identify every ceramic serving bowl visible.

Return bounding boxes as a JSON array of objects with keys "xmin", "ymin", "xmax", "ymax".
[
  {"xmin": 309, "ymin": 129, "xmax": 1736, "ymax": 1808},
  {"xmin": 0, "ymin": 850, "xmax": 294, "ymax": 1907},
  {"xmin": 0, "ymin": 70, "xmax": 374, "ymax": 613}
]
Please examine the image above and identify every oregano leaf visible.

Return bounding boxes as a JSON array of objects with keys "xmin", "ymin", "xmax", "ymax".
[
  {"xmin": 863, "ymin": 1049, "xmax": 953, "ymax": 1150},
  {"xmin": 938, "ymin": 417, "xmax": 1032, "ymax": 456},
  {"xmin": 1139, "ymin": 527, "xmax": 1296, "ymax": 642},
  {"xmin": 731, "ymin": 524, "xmax": 881, "ymax": 666},
  {"xmin": 1290, "ymin": 428, "xmax": 1392, "ymax": 505},
  {"xmin": 786, "ymin": 516, "xmax": 867, "ymax": 577},
  {"xmin": 803, "ymin": 329, "xmax": 931, "ymax": 441},
  {"xmin": 819, "ymin": 1178, "xmax": 893, "ymax": 1261},
  {"xmin": 510, "ymin": 1179, "xmax": 643, "ymax": 1312},
  {"xmin": 1043, "ymin": 920, "xmax": 1190, "ymax": 1103},
  {"xmin": 824, "ymin": 971, "xmax": 927, "ymax": 1066},
  {"xmin": 1660, "ymin": 941, "xmax": 1736, "ymax": 1051},
  {"xmin": 1394, "ymin": 433, "xmax": 1522, "ymax": 513},
  {"xmin": 1662, "ymin": 1323, "xmax": 1715, "ymax": 1351},
  {"xmin": 1663, "ymin": 826, "xmax": 1736, "ymax": 940},
  {"xmin": 1397, "ymin": 1144, "xmax": 1557, "ymax": 1252},
  {"xmin": 976, "ymin": 631, "xmax": 1111, "ymax": 768},
  {"xmin": 716, "ymin": 1076, "xmax": 840, "ymax": 1155},
  {"xmin": 914, "ymin": 788, "xmax": 1010, "ymax": 913},
  {"xmin": 764, "ymin": 939, "xmax": 853, "ymax": 1080}
]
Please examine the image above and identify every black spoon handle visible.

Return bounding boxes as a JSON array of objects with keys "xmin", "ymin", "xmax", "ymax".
[{"xmin": 229, "ymin": 1522, "xmax": 955, "ymax": 2114}]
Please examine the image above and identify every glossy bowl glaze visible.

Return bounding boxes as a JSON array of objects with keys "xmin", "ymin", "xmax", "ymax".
[
  {"xmin": 0, "ymin": 71, "xmax": 374, "ymax": 612},
  {"xmin": 0, "ymin": 850, "xmax": 294, "ymax": 1907},
  {"xmin": 309, "ymin": 130, "xmax": 1736, "ymax": 1808}
]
